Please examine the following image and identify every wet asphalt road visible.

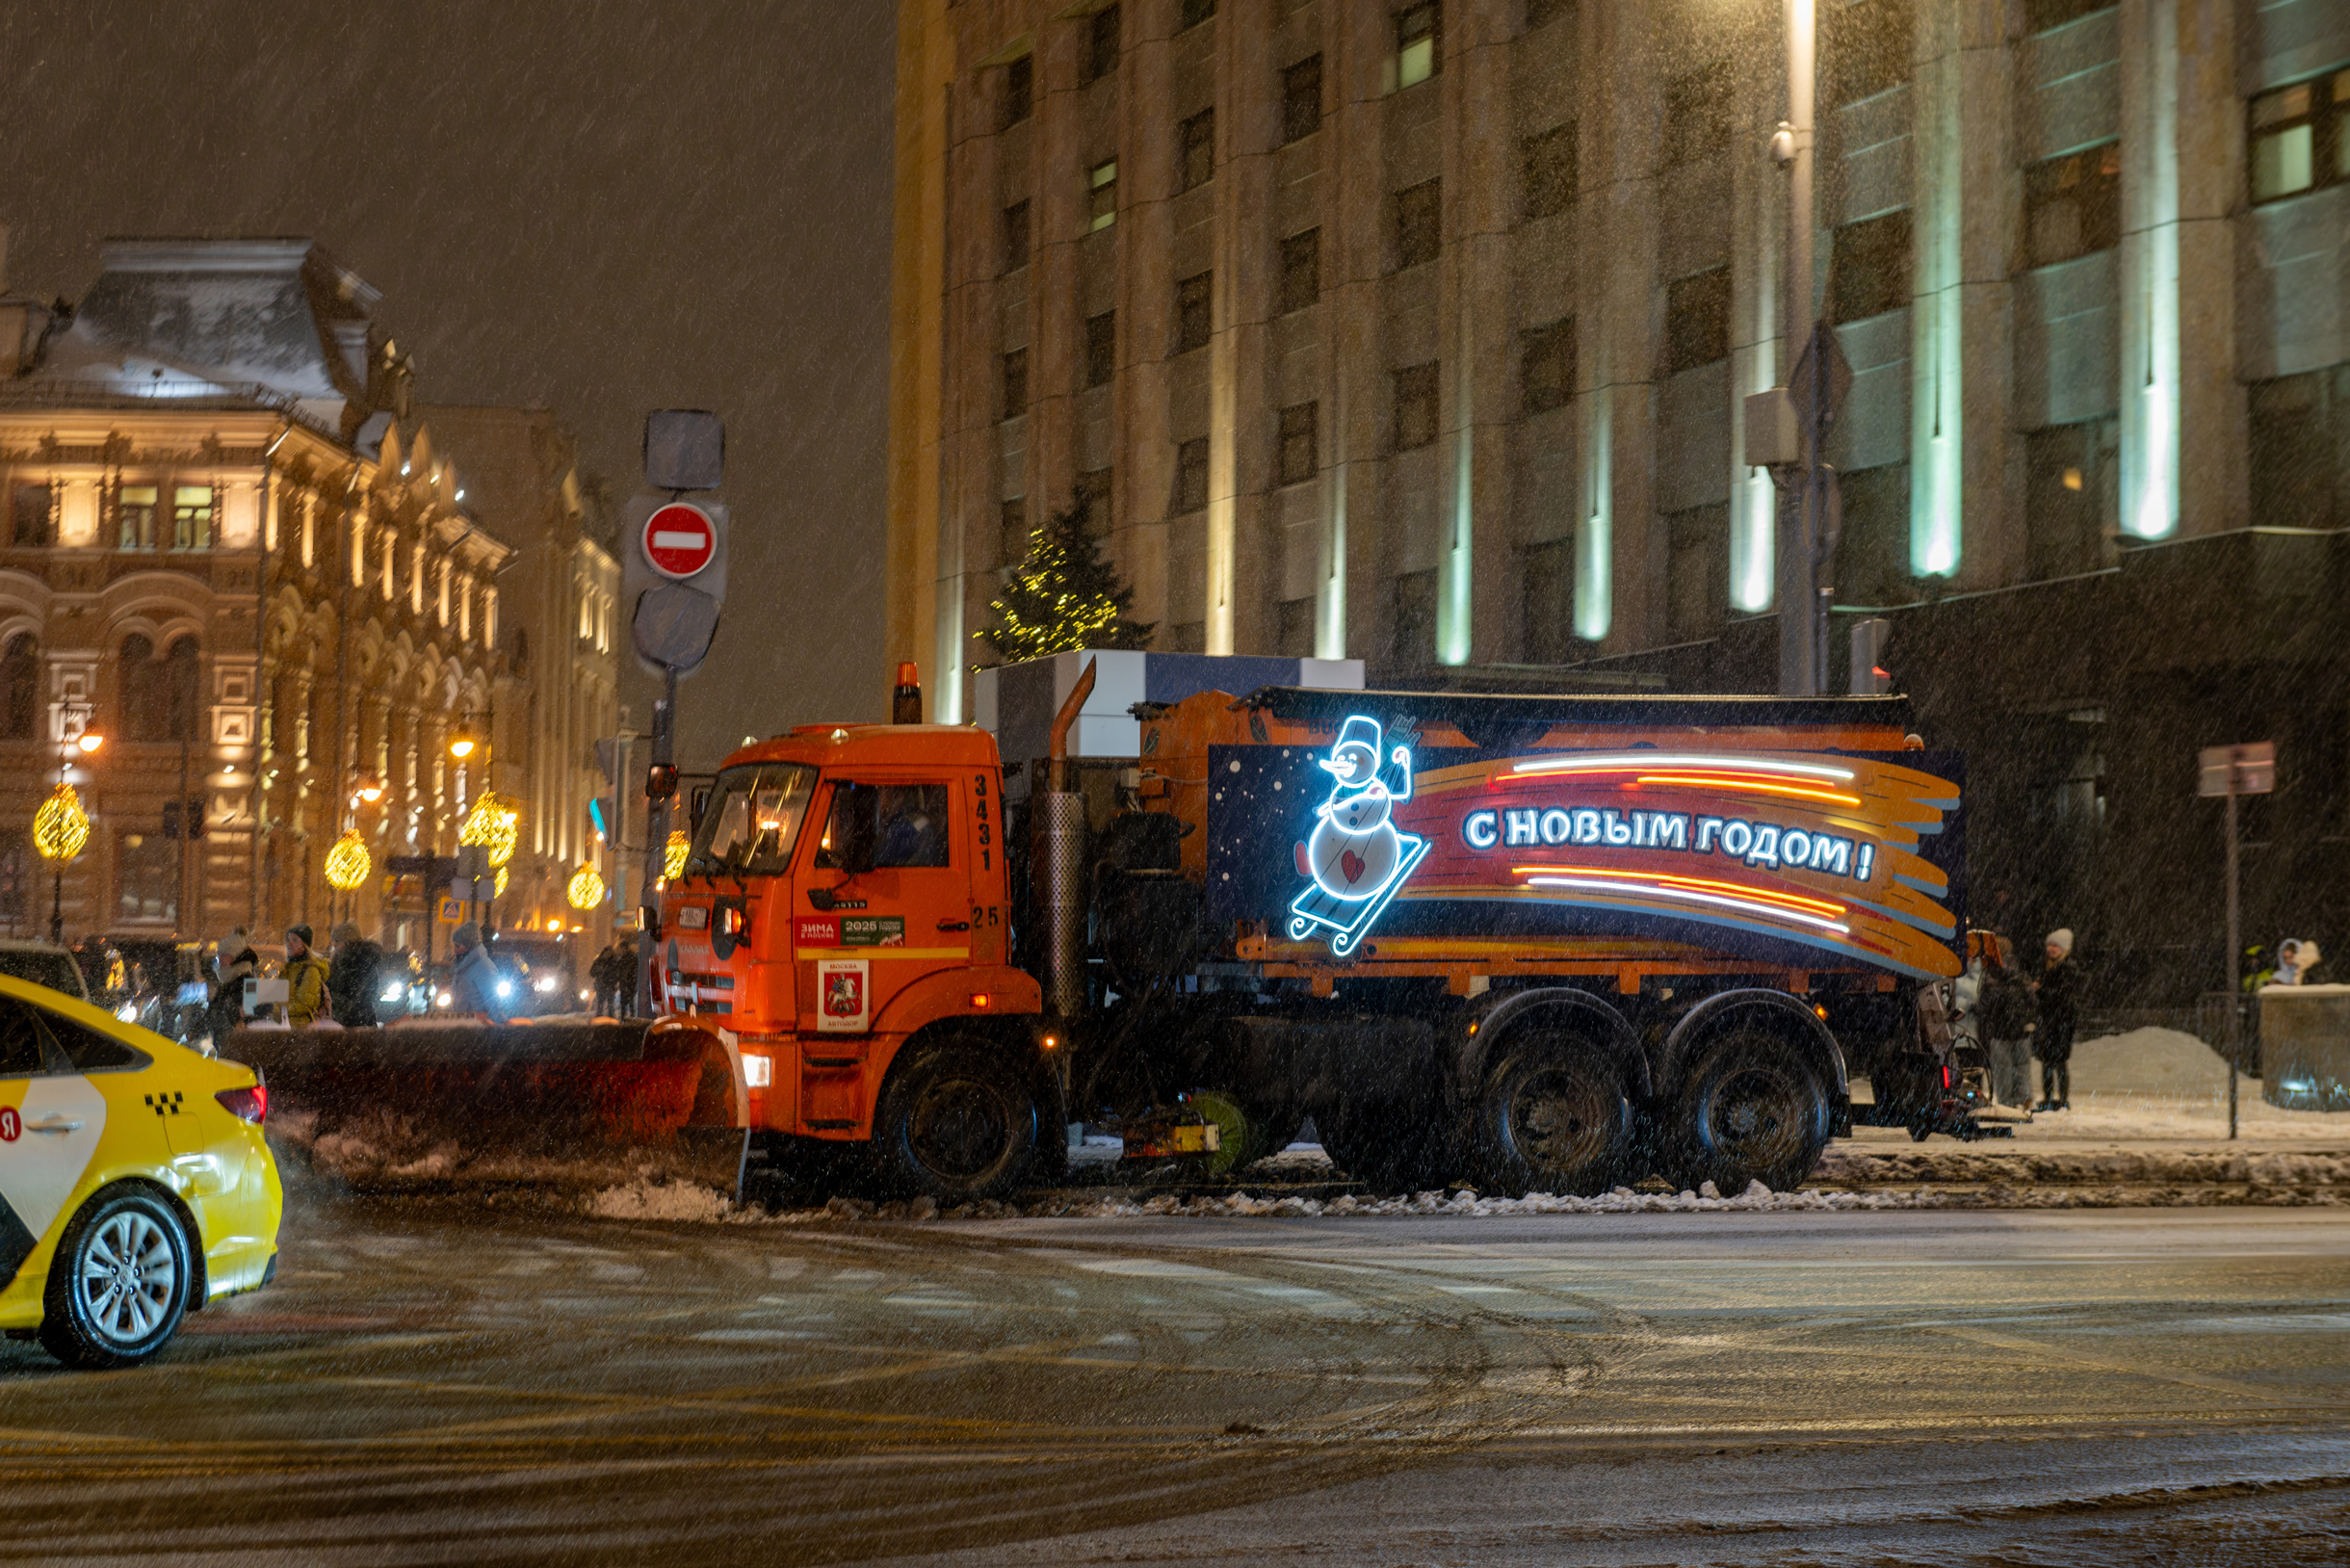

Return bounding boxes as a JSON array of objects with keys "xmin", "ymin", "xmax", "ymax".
[{"xmin": 1, "ymin": 1196, "xmax": 2345, "ymax": 1566}]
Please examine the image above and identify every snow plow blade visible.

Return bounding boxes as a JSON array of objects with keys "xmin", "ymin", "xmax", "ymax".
[{"xmin": 219, "ymin": 1017, "xmax": 746, "ymax": 1189}]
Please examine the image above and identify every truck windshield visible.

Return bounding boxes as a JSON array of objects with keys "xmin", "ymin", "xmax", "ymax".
[{"xmin": 689, "ymin": 764, "xmax": 820, "ymax": 875}]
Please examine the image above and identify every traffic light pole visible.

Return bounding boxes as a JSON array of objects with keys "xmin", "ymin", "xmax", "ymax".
[{"xmin": 636, "ymin": 667, "xmax": 677, "ymax": 1017}]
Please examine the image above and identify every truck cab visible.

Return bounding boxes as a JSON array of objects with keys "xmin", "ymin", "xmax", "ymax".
[{"xmin": 659, "ymin": 724, "xmax": 1047, "ymax": 1197}]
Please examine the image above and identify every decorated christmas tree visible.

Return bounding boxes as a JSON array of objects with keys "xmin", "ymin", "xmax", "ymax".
[{"xmin": 975, "ymin": 500, "xmax": 1154, "ymax": 665}]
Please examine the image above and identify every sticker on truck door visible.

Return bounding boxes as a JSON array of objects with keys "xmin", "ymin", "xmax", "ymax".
[{"xmin": 816, "ymin": 959, "xmax": 871, "ymax": 1033}]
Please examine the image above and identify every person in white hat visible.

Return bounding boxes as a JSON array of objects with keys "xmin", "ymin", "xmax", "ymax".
[{"xmin": 2033, "ymin": 928, "xmax": 2080, "ymax": 1111}]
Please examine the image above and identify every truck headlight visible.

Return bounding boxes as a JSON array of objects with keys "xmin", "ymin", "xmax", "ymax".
[{"xmin": 744, "ymin": 1053, "xmax": 772, "ymax": 1088}]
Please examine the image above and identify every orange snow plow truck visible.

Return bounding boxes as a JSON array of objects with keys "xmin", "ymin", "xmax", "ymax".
[{"xmin": 657, "ymin": 663, "xmax": 1967, "ymax": 1200}]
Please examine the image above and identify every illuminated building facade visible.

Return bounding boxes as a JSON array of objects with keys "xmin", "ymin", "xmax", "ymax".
[
  {"xmin": 888, "ymin": 0, "xmax": 2350, "ymax": 990},
  {"xmin": 0, "ymin": 238, "xmax": 614, "ymax": 952}
]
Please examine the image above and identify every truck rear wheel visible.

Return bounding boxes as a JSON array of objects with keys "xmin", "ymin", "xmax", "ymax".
[
  {"xmin": 1473, "ymin": 1032, "xmax": 1639, "ymax": 1196},
  {"xmin": 873, "ymin": 1038, "xmax": 1039, "ymax": 1201},
  {"xmin": 1663, "ymin": 1027, "xmax": 1831, "ymax": 1193}
]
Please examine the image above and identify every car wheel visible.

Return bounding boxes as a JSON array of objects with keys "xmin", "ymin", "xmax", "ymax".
[
  {"xmin": 39, "ymin": 1185, "xmax": 195, "ymax": 1370},
  {"xmin": 1474, "ymin": 1031, "xmax": 1640, "ymax": 1196},
  {"xmin": 873, "ymin": 1039, "xmax": 1038, "ymax": 1201}
]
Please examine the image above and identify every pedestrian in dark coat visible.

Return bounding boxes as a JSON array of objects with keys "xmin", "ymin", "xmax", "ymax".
[
  {"xmin": 326, "ymin": 922, "xmax": 383, "ymax": 1029},
  {"xmin": 206, "ymin": 933, "xmax": 259, "ymax": 1044},
  {"xmin": 2034, "ymin": 928, "xmax": 2083, "ymax": 1111}
]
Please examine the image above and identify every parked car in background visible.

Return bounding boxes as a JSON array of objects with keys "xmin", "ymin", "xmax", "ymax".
[{"xmin": 0, "ymin": 940, "xmax": 91, "ymax": 1003}]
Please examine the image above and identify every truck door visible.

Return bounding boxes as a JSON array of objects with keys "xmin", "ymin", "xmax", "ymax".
[{"xmin": 799, "ymin": 777, "xmax": 972, "ymax": 1035}]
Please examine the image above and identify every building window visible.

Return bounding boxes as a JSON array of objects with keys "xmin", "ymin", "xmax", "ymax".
[
  {"xmin": 1, "ymin": 634, "xmax": 39, "ymax": 740},
  {"xmin": 172, "ymin": 484, "xmax": 214, "ymax": 550},
  {"xmin": 1662, "ymin": 61, "xmax": 1733, "ymax": 169},
  {"xmin": 1396, "ymin": 3, "xmax": 1440, "ymax": 91},
  {"xmin": 1077, "ymin": 466, "xmax": 1115, "ymax": 533},
  {"xmin": 1664, "ymin": 504, "xmax": 1728, "ymax": 642},
  {"xmin": 1279, "ymin": 228, "xmax": 1321, "ymax": 314},
  {"xmin": 118, "ymin": 485, "xmax": 157, "ymax": 549},
  {"xmin": 2250, "ymin": 69, "xmax": 2350, "ymax": 205},
  {"xmin": 1000, "ymin": 497, "xmax": 1030, "ymax": 566},
  {"xmin": 1389, "ymin": 570, "xmax": 1437, "ymax": 669},
  {"xmin": 1824, "ymin": 0, "xmax": 1911, "ymax": 109},
  {"xmin": 350, "ymin": 510, "xmax": 366, "ymax": 587},
  {"xmin": 1084, "ymin": 5, "xmax": 1121, "ymax": 86},
  {"xmin": 1088, "ymin": 159, "xmax": 1119, "ymax": 231},
  {"xmin": 1526, "ymin": 0, "xmax": 1578, "ymax": 30},
  {"xmin": 1180, "ymin": 0, "xmax": 1215, "ymax": 28},
  {"xmin": 1833, "ymin": 462, "xmax": 1913, "ymax": 606},
  {"xmin": 1002, "ymin": 55, "xmax": 1033, "ymax": 130},
  {"xmin": 437, "ymin": 559, "xmax": 451, "ymax": 624},
  {"xmin": 579, "ymin": 588, "xmax": 594, "ymax": 640},
  {"xmin": 1173, "ymin": 437, "xmax": 1210, "ymax": 514},
  {"xmin": 1002, "ymin": 349, "xmax": 1029, "ymax": 419},
  {"xmin": 12, "ymin": 483, "xmax": 53, "ymax": 547},
  {"xmin": 1277, "ymin": 402, "xmax": 1319, "ymax": 486},
  {"xmin": 1283, "ymin": 55, "xmax": 1323, "ymax": 144},
  {"xmin": 1664, "ymin": 268, "xmax": 1732, "ymax": 374},
  {"xmin": 1277, "ymin": 597, "xmax": 1316, "ymax": 658},
  {"xmin": 1002, "ymin": 200, "xmax": 1031, "ymax": 274},
  {"xmin": 1085, "ymin": 311, "xmax": 1117, "ymax": 386},
  {"xmin": 1394, "ymin": 178, "xmax": 1441, "ymax": 271},
  {"xmin": 116, "ymin": 831, "xmax": 177, "ymax": 926},
  {"xmin": 120, "ymin": 634, "xmax": 198, "ymax": 744},
  {"xmin": 1520, "ymin": 538, "xmax": 1577, "ymax": 663},
  {"xmin": 1175, "ymin": 272, "xmax": 1213, "ymax": 353},
  {"xmin": 1178, "ymin": 109, "xmax": 1215, "ymax": 193},
  {"xmin": 458, "ymin": 577, "xmax": 473, "ymax": 641},
  {"xmin": 1520, "ymin": 317, "xmax": 1575, "ymax": 413},
  {"xmin": 1828, "ymin": 209, "xmax": 1911, "ymax": 324},
  {"xmin": 2024, "ymin": 143, "xmax": 2120, "ymax": 266},
  {"xmin": 381, "ymin": 530, "xmax": 396, "ymax": 599},
  {"xmin": 1392, "ymin": 362, "xmax": 1440, "ymax": 451},
  {"xmin": 2250, "ymin": 367, "xmax": 2348, "ymax": 531},
  {"xmin": 1521, "ymin": 121, "xmax": 1577, "ymax": 219},
  {"xmin": 2024, "ymin": 424, "xmax": 2114, "ymax": 581}
]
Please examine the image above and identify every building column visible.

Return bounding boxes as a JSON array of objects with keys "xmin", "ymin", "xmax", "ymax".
[
  {"xmin": 2118, "ymin": 0, "xmax": 2181, "ymax": 541},
  {"xmin": 1909, "ymin": 1, "xmax": 1966, "ymax": 580},
  {"xmin": 2173, "ymin": 0, "xmax": 2244, "ymax": 535},
  {"xmin": 1731, "ymin": 0, "xmax": 1782, "ymax": 617},
  {"xmin": 1589, "ymin": 0, "xmax": 1659, "ymax": 649}
]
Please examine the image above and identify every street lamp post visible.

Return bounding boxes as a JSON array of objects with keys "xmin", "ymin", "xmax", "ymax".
[
  {"xmin": 1771, "ymin": 0, "xmax": 1822, "ymax": 696},
  {"xmin": 34, "ymin": 708, "xmax": 103, "ymax": 946}
]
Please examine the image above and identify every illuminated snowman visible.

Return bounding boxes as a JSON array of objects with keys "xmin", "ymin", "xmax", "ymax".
[{"xmin": 1294, "ymin": 716, "xmax": 1415, "ymax": 902}]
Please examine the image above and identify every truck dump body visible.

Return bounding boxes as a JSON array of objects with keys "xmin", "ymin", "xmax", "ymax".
[{"xmin": 1136, "ymin": 687, "xmax": 1964, "ymax": 985}]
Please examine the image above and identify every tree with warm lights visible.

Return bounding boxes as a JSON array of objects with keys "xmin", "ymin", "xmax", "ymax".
[{"xmin": 975, "ymin": 499, "xmax": 1153, "ymax": 666}]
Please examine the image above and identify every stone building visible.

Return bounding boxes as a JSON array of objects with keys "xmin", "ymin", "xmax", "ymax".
[
  {"xmin": 885, "ymin": 0, "xmax": 2350, "ymax": 995},
  {"xmin": 0, "ymin": 237, "xmax": 615, "ymax": 954},
  {"xmin": 418, "ymin": 405, "xmax": 623, "ymax": 943}
]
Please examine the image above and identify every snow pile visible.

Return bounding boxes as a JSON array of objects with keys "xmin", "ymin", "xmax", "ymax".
[
  {"xmin": 1820, "ymin": 1145, "xmax": 2350, "ymax": 1188},
  {"xmin": 589, "ymin": 1178, "xmax": 735, "ymax": 1223}
]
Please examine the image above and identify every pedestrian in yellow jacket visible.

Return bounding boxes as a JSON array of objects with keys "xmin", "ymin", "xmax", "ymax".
[{"xmin": 282, "ymin": 925, "xmax": 332, "ymax": 1027}]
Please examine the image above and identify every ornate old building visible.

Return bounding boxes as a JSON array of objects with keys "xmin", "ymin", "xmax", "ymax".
[{"xmin": 0, "ymin": 236, "xmax": 617, "ymax": 954}]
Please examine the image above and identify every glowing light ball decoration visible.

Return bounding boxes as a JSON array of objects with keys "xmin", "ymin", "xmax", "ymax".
[
  {"xmin": 566, "ymin": 865, "xmax": 608, "ymax": 911},
  {"xmin": 324, "ymin": 829, "xmax": 373, "ymax": 892},
  {"xmin": 459, "ymin": 793, "xmax": 520, "ymax": 869},
  {"xmin": 493, "ymin": 867, "xmax": 509, "ymax": 899},
  {"xmin": 663, "ymin": 830, "xmax": 690, "ymax": 883},
  {"xmin": 33, "ymin": 784, "xmax": 90, "ymax": 863}
]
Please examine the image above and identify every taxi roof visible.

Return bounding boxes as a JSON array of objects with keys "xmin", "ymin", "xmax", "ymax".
[{"xmin": 719, "ymin": 722, "xmax": 1004, "ymax": 774}]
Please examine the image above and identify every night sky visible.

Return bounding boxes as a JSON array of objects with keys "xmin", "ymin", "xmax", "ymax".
[{"xmin": 1, "ymin": 0, "xmax": 899, "ymax": 766}]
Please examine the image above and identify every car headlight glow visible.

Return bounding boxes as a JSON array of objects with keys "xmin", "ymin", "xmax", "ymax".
[
  {"xmin": 495, "ymin": 980, "xmax": 514, "ymax": 999},
  {"xmin": 380, "ymin": 982, "xmax": 407, "ymax": 1003},
  {"xmin": 114, "ymin": 1002, "xmax": 139, "ymax": 1022},
  {"xmin": 534, "ymin": 975, "xmax": 560, "ymax": 994},
  {"xmin": 435, "ymin": 991, "xmax": 453, "ymax": 1007}
]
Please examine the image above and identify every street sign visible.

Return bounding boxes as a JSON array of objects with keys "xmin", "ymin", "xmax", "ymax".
[
  {"xmin": 622, "ymin": 490, "xmax": 728, "ymax": 678},
  {"xmin": 641, "ymin": 502, "xmax": 718, "ymax": 580},
  {"xmin": 2197, "ymin": 742, "xmax": 2275, "ymax": 797}
]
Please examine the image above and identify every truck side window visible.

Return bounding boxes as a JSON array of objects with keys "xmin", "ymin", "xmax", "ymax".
[
  {"xmin": 815, "ymin": 783, "xmax": 951, "ymax": 870},
  {"xmin": 874, "ymin": 785, "xmax": 951, "ymax": 868}
]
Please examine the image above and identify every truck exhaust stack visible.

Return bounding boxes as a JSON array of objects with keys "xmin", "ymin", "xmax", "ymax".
[{"xmin": 1036, "ymin": 659, "xmax": 1097, "ymax": 1018}]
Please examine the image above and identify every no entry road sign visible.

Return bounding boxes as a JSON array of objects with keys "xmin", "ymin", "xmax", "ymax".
[{"xmin": 642, "ymin": 503, "xmax": 718, "ymax": 579}]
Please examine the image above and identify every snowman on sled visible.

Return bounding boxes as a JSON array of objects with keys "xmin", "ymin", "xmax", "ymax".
[{"xmin": 1289, "ymin": 716, "xmax": 1430, "ymax": 956}]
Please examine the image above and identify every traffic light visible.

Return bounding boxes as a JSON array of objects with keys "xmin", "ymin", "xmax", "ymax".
[
  {"xmin": 588, "ymin": 797, "xmax": 611, "ymax": 847},
  {"xmin": 1848, "ymin": 618, "xmax": 1893, "ymax": 695},
  {"xmin": 645, "ymin": 763, "xmax": 679, "ymax": 800}
]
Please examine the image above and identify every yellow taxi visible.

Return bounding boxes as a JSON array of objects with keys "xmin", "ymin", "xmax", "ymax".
[{"xmin": 0, "ymin": 973, "xmax": 281, "ymax": 1368}]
